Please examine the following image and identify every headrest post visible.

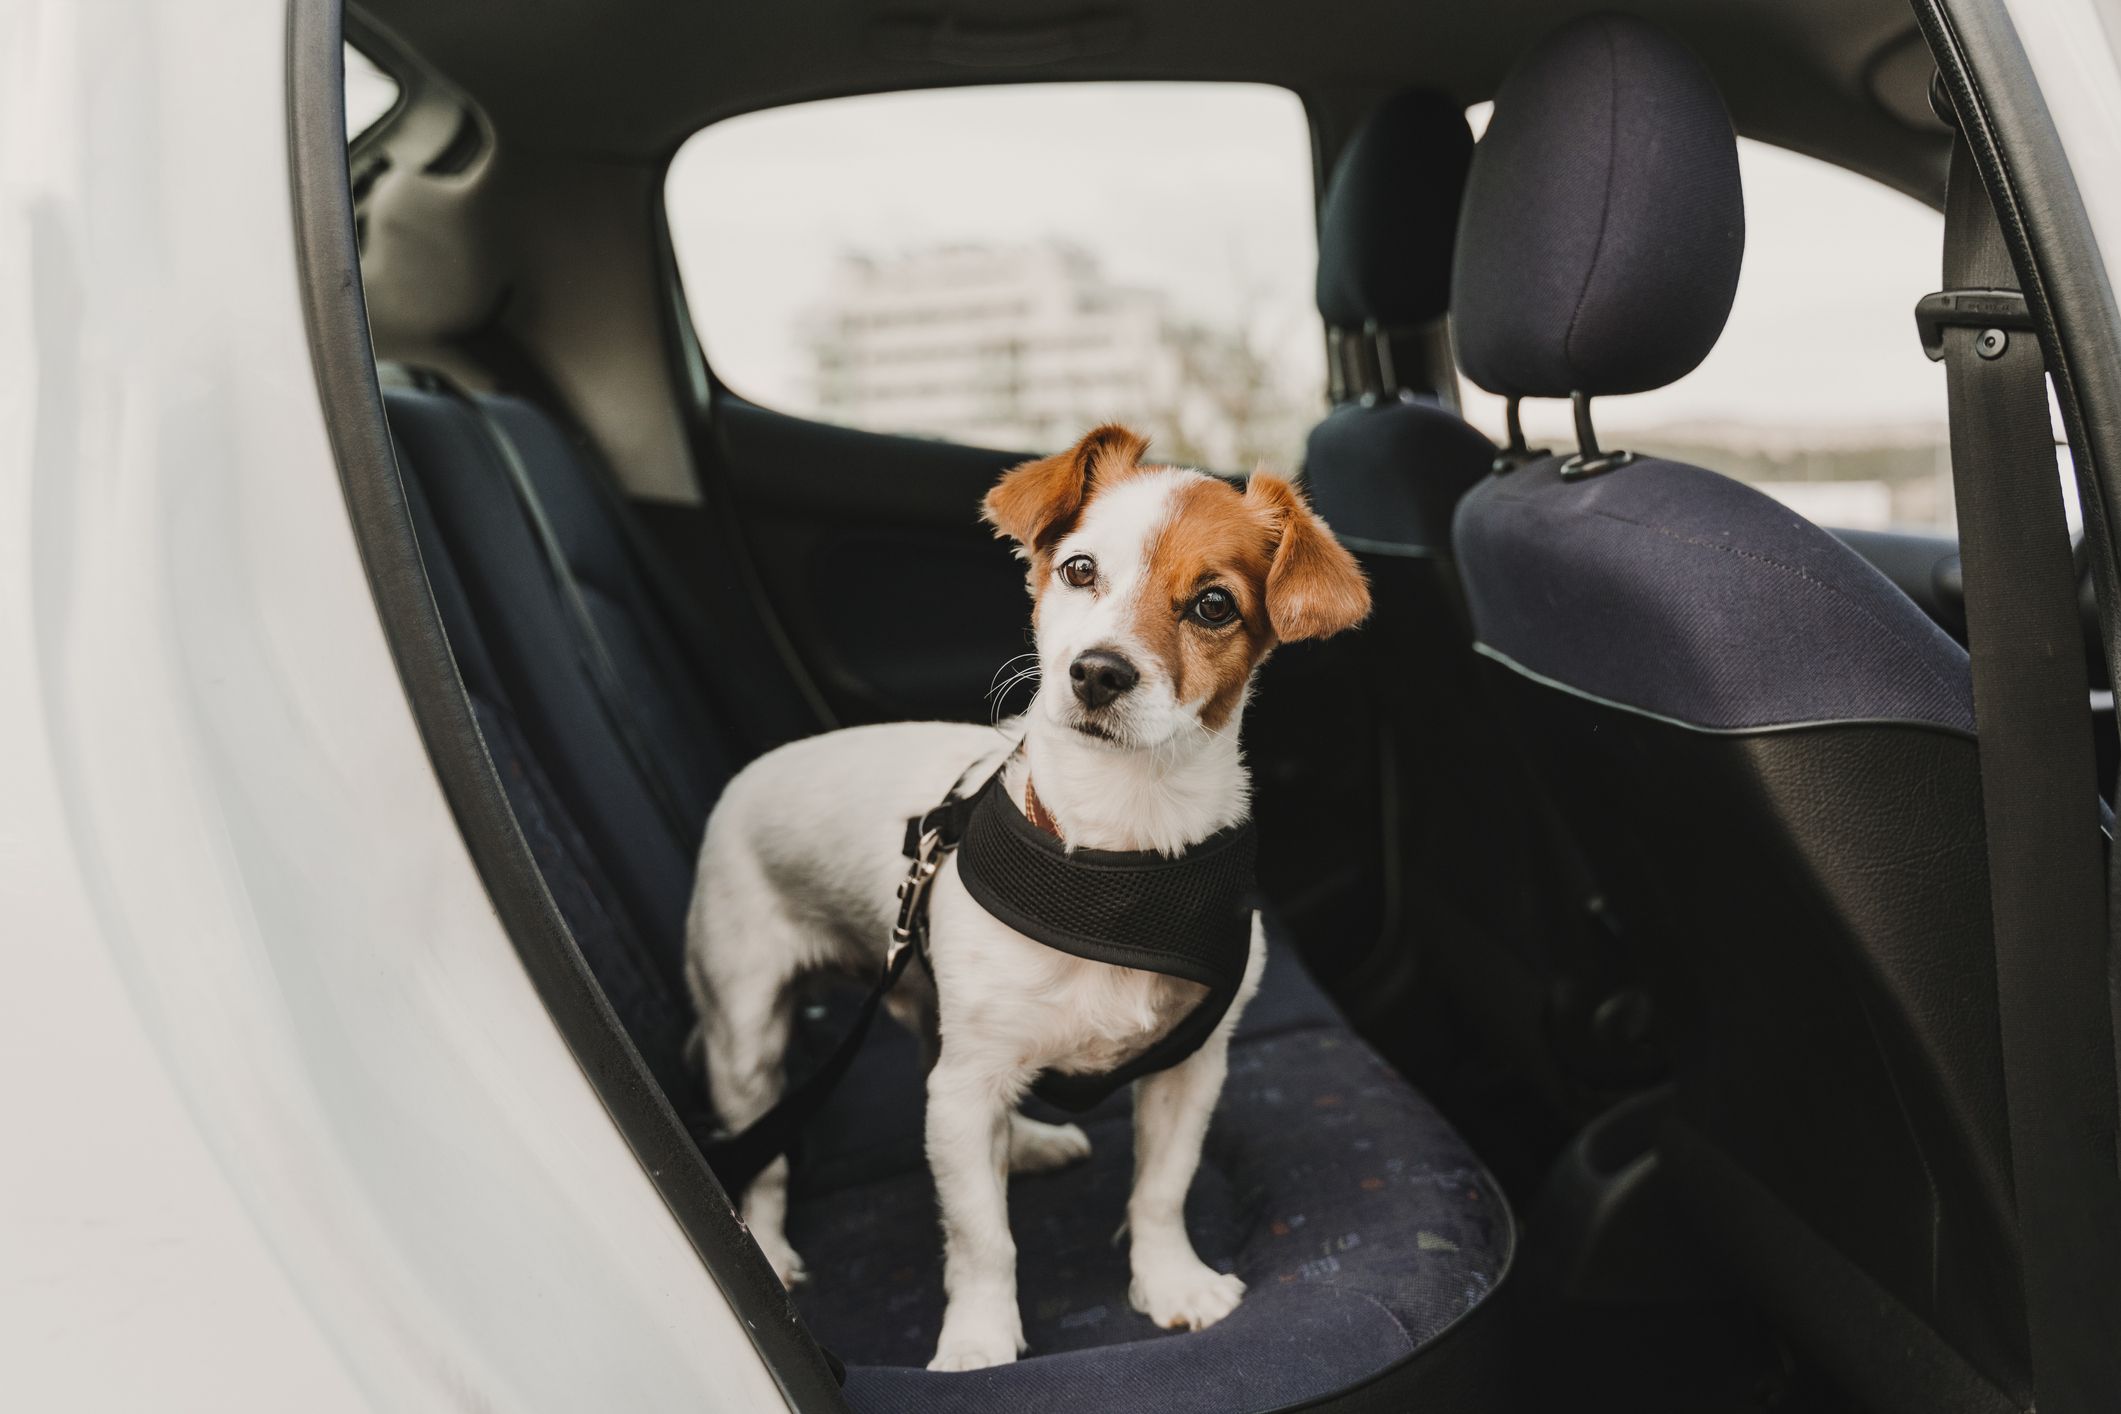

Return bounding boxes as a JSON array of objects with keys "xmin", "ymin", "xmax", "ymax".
[
  {"xmin": 1490, "ymin": 395, "xmax": 1550, "ymax": 474},
  {"xmin": 1369, "ymin": 320, "xmax": 1400, "ymax": 400},
  {"xmin": 1571, "ymin": 390, "xmax": 1600, "ymax": 459},
  {"xmin": 1560, "ymin": 390, "xmax": 1636, "ymax": 481}
]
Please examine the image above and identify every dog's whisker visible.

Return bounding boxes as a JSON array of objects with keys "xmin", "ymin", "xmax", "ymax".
[
  {"xmin": 985, "ymin": 666, "xmax": 1041, "ymax": 702},
  {"xmin": 986, "ymin": 666, "xmax": 1040, "ymax": 705},
  {"xmin": 988, "ymin": 666, "xmax": 1042, "ymax": 725},
  {"xmin": 986, "ymin": 653, "xmax": 1040, "ymax": 693}
]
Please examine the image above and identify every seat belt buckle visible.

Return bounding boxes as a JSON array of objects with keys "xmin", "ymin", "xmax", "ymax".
[{"xmin": 1915, "ymin": 288, "xmax": 2035, "ymax": 362}]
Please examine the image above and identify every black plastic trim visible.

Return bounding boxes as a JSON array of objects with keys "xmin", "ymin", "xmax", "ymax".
[
  {"xmin": 286, "ymin": 6, "xmax": 845, "ymax": 1409},
  {"xmin": 1914, "ymin": 1, "xmax": 2121, "ymax": 718},
  {"xmin": 646, "ymin": 195, "xmax": 840, "ymax": 733}
]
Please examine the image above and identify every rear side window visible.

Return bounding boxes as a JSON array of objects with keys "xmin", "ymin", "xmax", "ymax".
[
  {"xmin": 344, "ymin": 43, "xmax": 399, "ymax": 142},
  {"xmin": 1460, "ymin": 129, "xmax": 1953, "ymax": 532},
  {"xmin": 666, "ymin": 84, "xmax": 1324, "ymax": 470}
]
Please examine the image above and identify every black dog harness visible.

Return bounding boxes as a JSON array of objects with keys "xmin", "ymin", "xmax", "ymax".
[{"xmin": 702, "ymin": 762, "xmax": 1257, "ymax": 1192}]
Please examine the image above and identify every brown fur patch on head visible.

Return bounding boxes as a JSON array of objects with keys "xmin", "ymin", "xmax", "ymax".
[
  {"xmin": 1129, "ymin": 472, "xmax": 1370, "ymax": 731},
  {"xmin": 1132, "ymin": 476, "xmax": 1277, "ymax": 730},
  {"xmin": 981, "ymin": 425, "xmax": 1154, "ymax": 578}
]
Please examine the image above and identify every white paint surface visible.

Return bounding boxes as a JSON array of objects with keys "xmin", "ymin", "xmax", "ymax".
[{"xmin": 0, "ymin": 4, "xmax": 785, "ymax": 1410}]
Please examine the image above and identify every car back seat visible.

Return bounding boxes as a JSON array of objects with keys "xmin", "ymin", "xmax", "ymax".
[{"xmin": 379, "ymin": 372, "xmax": 1515, "ymax": 1411}]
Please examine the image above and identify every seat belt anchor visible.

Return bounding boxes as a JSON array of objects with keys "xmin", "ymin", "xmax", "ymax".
[{"xmin": 1915, "ymin": 288, "xmax": 2035, "ymax": 362}]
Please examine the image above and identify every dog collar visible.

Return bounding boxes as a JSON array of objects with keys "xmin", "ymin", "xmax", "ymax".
[{"xmin": 1023, "ymin": 776, "xmax": 1063, "ymax": 839}]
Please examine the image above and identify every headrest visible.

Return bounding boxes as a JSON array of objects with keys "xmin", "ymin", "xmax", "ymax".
[
  {"xmin": 1452, "ymin": 14, "xmax": 1744, "ymax": 399},
  {"xmin": 1316, "ymin": 90, "xmax": 1474, "ymax": 331}
]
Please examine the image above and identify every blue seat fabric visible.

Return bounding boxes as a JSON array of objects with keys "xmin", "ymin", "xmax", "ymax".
[{"xmin": 382, "ymin": 381, "xmax": 1510, "ymax": 1411}]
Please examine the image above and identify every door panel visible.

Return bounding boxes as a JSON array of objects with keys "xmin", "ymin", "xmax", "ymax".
[{"xmin": 709, "ymin": 398, "xmax": 1032, "ymax": 724}]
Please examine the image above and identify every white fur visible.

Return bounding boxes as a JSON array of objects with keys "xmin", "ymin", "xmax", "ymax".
[{"xmin": 685, "ymin": 471, "xmax": 1265, "ymax": 1371}]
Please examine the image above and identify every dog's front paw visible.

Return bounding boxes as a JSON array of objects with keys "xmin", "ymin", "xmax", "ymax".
[
  {"xmin": 1130, "ymin": 1255, "xmax": 1246, "ymax": 1332},
  {"xmin": 1008, "ymin": 1115, "xmax": 1092, "ymax": 1174},
  {"xmin": 927, "ymin": 1304, "xmax": 1026, "ymax": 1372},
  {"xmin": 751, "ymin": 1230, "xmax": 808, "ymax": 1291}
]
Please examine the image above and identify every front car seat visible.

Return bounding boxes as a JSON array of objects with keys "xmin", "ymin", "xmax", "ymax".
[
  {"xmin": 1256, "ymin": 88, "xmax": 1645, "ymax": 1129},
  {"xmin": 1448, "ymin": 16, "xmax": 2028, "ymax": 1413}
]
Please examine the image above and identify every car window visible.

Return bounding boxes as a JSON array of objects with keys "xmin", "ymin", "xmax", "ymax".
[
  {"xmin": 344, "ymin": 42, "xmax": 399, "ymax": 142},
  {"xmin": 1459, "ymin": 113, "xmax": 1957, "ymax": 533},
  {"xmin": 665, "ymin": 84, "xmax": 1324, "ymax": 471}
]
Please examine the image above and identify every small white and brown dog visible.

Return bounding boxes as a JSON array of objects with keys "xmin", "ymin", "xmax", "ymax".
[{"xmin": 684, "ymin": 424, "xmax": 1369, "ymax": 1371}]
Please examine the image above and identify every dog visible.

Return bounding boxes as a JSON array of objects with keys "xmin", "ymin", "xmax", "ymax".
[{"xmin": 684, "ymin": 424, "xmax": 1369, "ymax": 1371}]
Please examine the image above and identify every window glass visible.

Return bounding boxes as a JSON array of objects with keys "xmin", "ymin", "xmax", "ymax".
[
  {"xmin": 666, "ymin": 84, "xmax": 1324, "ymax": 470},
  {"xmin": 1460, "ymin": 111, "xmax": 1954, "ymax": 532},
  {"xmin": 344, "ymin": 43, "xmax": 399, "ymax": 142}
]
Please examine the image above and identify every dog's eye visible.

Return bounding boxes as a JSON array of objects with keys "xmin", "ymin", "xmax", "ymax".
[
  {"xmin": 1189, "ymin": 588, "xmax": 1238, "ymax": 627},
  {"xmin": 1059, "ymin": 555, "xmax": 1097, "ymax": 589}
]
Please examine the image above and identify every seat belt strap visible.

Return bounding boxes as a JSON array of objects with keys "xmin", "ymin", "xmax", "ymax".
[{"xmin": 1935, "ymin": 125, "xmax": 2121, "ymax": 1411}]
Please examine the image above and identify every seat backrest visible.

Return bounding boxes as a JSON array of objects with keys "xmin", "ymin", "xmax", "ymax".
[
  {"xmin": 1259, "ymin": 89, "xmax": 1633, "ymax": 1110},
  {"xmin": 1447, "ymin": 16, "xmax": 2027, "ymax": 1409},
  {"xmin": 384, "ymin": 378, "xmax": 733, "ymax": 1105}
]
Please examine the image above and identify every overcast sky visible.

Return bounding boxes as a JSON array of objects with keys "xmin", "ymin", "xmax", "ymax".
[{"xmin": 663, "ymin": 82, "xmax": 1949, "ymax": 451}]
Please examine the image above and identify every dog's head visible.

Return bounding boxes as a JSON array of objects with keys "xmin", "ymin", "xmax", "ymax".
[{"xmin": 983, "ymin": 424, "xmax": 1370, "ymax": 750}]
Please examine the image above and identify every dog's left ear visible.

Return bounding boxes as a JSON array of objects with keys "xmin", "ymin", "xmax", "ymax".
[
  {"xmin": 1246, "ymin": 473, "xmax": 1371, "ymax": 642},
  {"xmin": 983, "ymin": 424, "xmax": 1150, "ymax": 554}
]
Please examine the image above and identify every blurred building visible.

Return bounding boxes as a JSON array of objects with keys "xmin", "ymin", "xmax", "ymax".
[
  {"xmin": 805, "ymin": 243, "xmax": 1178, "ymax": 453},
  {"xmin": 802, "ymin": 242, "xmax": 1316, "ymax": 468}
]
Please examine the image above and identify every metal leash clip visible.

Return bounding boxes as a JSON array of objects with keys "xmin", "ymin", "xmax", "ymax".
[{"xmin": 890, "ymin": 825, "xmax": 945, "ymax": 966}]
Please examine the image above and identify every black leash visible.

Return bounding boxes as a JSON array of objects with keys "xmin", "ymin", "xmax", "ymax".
[{"xmin": 700, "ymin": 760, "xmax": 1257, "ymax": 1194}]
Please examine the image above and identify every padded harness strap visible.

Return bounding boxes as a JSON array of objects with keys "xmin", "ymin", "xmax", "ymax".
[
  {"xmin": 956, "ymin": 774, "xmax": 1257, "ymax": 1112},
  {"xmin": 1937, "ymin": 127, "xmax": 2121, "ymax": 1410}
]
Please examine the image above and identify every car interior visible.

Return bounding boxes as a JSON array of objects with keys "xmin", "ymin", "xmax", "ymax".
[{"xmin": 319, "ymin": 1, "xmax": 2116, "ymax": 1409}]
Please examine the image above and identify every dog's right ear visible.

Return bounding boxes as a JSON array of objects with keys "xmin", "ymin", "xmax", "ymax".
[{"xmin": 982, "ymin": 424, "xmax": 1149, "ymax": 554}]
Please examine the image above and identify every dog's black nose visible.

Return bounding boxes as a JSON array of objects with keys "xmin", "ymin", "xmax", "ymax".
[{"xmin": 1070, "ymin": 650, "xmax": 1139, "ymax": 710}]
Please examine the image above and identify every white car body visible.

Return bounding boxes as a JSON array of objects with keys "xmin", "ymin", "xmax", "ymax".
[
  {"xmin": 6, "ymin": 0, "xmax": 2121, "ymax": 1410},
  {"xmin": 1, "ymin": 3, "xmax": 783, "ymax": 1409}
]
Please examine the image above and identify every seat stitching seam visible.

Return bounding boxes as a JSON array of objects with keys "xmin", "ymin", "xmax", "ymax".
[
  {"xmin": 1559, "ymin": 18, "xmax": 1621, "ymax": 385},
  {"xmin": 1571, "ymin": 503, "xmax": 1968, "ymax": 707}
]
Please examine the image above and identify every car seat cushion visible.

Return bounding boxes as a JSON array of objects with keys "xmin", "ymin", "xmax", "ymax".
[{"xmin": 788, "ymin": 945, "xmax": 1511, "ymax": 1414}]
